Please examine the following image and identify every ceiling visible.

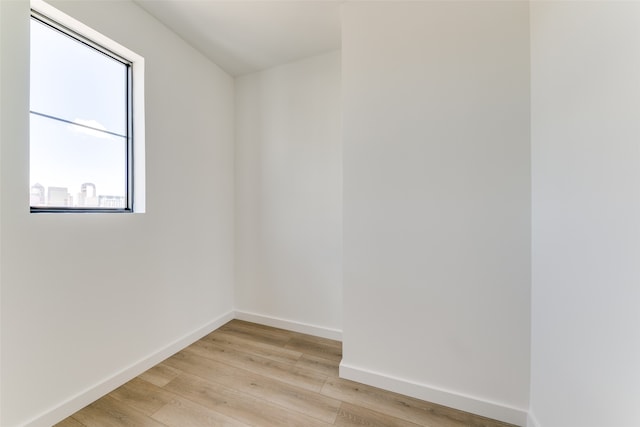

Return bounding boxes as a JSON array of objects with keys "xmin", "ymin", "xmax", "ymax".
[{"xmin": 134, "ymin": 0, "xmax": 343, "ymax": 76}]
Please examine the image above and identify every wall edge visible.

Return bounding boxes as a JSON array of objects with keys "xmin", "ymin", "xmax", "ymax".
[{"xmin": 527, "ymin": 410, "xmax": 541, "ymax": 427}]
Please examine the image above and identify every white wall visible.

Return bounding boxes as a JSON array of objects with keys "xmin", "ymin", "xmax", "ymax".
[
  {"xmin": 235, "ymin": 51, "xmax": 342, "ymax": 338},
  {"xmin": 10, "ymin": 2, "xmax": 640, "ymax": 426},
  {"xmin": 341, "ymin": 2, "xmax": 530, "ymax": 424},
  {"xmin": 530, "ymin": 2, "xmax": 640, "ymax": 427},
  {"xmin": 0, "ymin": 1, "xmax": 235, "ymax": 426}
]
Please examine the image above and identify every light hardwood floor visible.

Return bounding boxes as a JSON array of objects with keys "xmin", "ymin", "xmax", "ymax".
[{"xmin": 55, "ymin": 320, "xmax": 517, "ymax": 427}]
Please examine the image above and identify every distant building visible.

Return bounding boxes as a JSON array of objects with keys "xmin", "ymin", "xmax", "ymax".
[
  {"xmin": 99, "ymin": 195, "xmax": 125, "ymax": 208},
  {"xmin": 78, "ymin": 183, "xmax": 99, "ymax": 207},
  {"xmin": 48, "ymin": 187, "xmax": 72, "ymax": 206},
  {"xmin": 30, "ymin": 183, "xmax": 45, "ymax": 206}
]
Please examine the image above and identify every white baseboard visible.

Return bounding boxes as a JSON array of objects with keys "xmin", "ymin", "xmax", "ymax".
[
  {"xmin": 527, "ymin": 411, "xmax": 541, "ymax": 427},
  {"xmin": 339, "ymin": 362, "xmax": 528, "ymax": 427},
  {"xmin": 234, "ymin": 310, "xmax": 342, "ymax": 341},
  {"xmin": 22, "ymin": 312, "xmax": 533, "ymax": 427},
  {"xmin": 24, "ymin": 311, "xmax": 235, "ymax": 427}
]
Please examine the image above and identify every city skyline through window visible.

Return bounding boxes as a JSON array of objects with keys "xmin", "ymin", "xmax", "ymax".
[{"xmin": 30, "ymin": 14, "xmax": 130, "ymax": 210}]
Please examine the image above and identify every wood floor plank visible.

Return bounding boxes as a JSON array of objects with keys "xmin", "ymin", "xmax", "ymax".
[
  {"xmin": 71, "ymin": 395, "xmax": 167, "ymax": 427},
  {"xmin": 321, "ymin": 378, "xmax": 516, "ymax": 427},
  {"xmin": 162, "ymin": 348, "xmax": 238, "ymax": 382},
  {"xmin": 217, "ymin": 320, "xmax": 292, "ymax": 347},
  {"xmin": 163, "ymin": 372, "xmax": 333, "ymax": 427},
  {"xmin": 334, "ymin": 402, "xmax": 423, "ymax": 427},
  {"xmin": 53, "ymin": 416, "xmax": 86, "ymax": 427},
  {"xmin": 203, "ymin": 329, "xmax": 303, "ymax": 364},
  {"xmin": 226, "ymin": 320, "xmax": 298, "ymax": 339},
  {"xmin": 285, "ymin": 335, "xmax": 342, "ymax": 362},
  {"xmin": 109, "ymin": 377, "xmax": 176, "ymax": 416},
  {"xmin": 138, "ymin": 363, "xmax": 181, "ymax": 388},
  {"xmin": 183, "ymin": 339, "xmax": 328, "ymax": 392},
  {"xmin": 151, "ymin": 395, "xmax": 251, "ymax": 427},
  {"xmin": 295, "ymin": 353, "xmax": 340, "ymax": 377},
  {"xmin": 162, "ymin": 348, "xmax": 341, "ymax": 423}
]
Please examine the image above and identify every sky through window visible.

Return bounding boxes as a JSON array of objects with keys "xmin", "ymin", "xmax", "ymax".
[{"xmin": 30, "ymin": 17, "xmax": 129, "ymax": 208}]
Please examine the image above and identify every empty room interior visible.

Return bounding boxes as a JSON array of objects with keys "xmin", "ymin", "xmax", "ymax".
[{"xmin": 1, "ymin": 1, "xmax": 639, "ymax": 426}]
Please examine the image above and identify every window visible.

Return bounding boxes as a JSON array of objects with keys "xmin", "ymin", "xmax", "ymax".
[{"xmin": 30, "ymin": 1, "xmax": 145, "ymax": 212}]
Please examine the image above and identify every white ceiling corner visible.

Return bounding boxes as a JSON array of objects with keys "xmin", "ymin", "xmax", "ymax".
[{"xmin": 134, "ymin": 0, "xmax": 343, "ymax": 76}]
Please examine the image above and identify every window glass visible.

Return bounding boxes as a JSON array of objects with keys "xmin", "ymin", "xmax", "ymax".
[
  {"xmin": 30, "ymin": 15, "xmax": 131, "ymax": 210},
  {"xmin": 30, "ymin": 113, "xmax": 127, "ymax": 208}
]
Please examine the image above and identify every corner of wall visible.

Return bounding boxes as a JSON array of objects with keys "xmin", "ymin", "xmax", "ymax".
[{"xmin": 527, "ymin": 410, "xmax": 541, "ymax": 427}]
